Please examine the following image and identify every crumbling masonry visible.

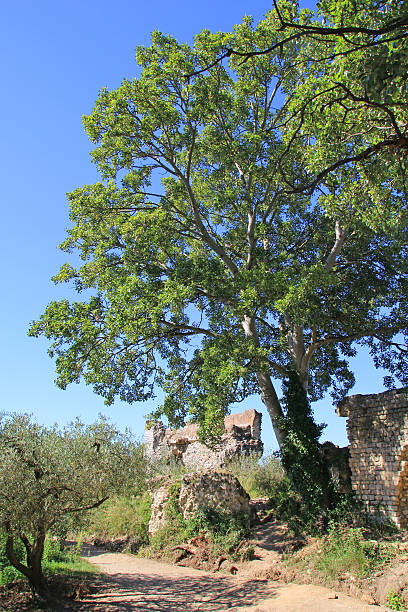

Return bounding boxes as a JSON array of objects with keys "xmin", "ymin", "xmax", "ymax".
[
  {"xmin": 337, "ymin": 388, "xmax": 408, "ymax": 527},
  {"xmin": 145, "ymin": 409, "xmax": 263, "ymax": 470}
]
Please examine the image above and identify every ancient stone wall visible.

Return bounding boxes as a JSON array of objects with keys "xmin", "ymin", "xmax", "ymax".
[
  {"xmin": 145, "ymin": 409, "xmax": 263, "ymax": 470},
  {"xmin": 337, "ymin": 388, "xmax": 408, "ymax": 527}
]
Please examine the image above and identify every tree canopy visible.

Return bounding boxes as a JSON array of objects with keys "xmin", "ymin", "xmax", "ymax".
[
  {"xmin": 193, "ymin": 0, "xmax": 408, "ymax": 228},
  {"xmin": 29, "ymin": 8, "xmax": 408, "ymax": 450}
]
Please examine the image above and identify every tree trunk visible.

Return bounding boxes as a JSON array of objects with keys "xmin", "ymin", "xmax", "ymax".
[
  {"xmin": 6, "ymin": 531, "xmax": 48, "ymax": 597},
  {"xmin": 30, "ymin": 532, "xmax": 47, "ymax": 597},
  {"xmin": 241, "ymin": 314, "xmax": 287, "ymax": 448},
  {"xmin": 255, "ymin": 369, "xmax": 287, "ymax": 448}
]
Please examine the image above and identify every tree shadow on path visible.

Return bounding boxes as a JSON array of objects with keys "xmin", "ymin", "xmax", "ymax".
[{"xmin": 74, "ymin": 570, "xmax": 277, "ymax": 611}]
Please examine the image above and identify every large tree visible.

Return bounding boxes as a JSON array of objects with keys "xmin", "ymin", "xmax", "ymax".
[{"xmin": 30, "ymin": 19, "xmax": 408, "ymax": 455}]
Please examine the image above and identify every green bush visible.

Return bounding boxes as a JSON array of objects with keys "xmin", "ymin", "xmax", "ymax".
[
  {"xmin": 0, "ymin": 532, "xmax": 96, "ymax": 586},
  {"xmin": 228, "ymin": 453, "xmax": 318, "ymax": 535},
  {"xmin": 190, "ymin": 507, "xmax": 251, "ymax": 559},
  {"xmin": 141, "ymin": 482, "xmax": 251, "ymax": 562},
  {"xmin": 142, "ymin": 482, "xmax": 190, "ymax": 556},
  {"xmin": 316, "ymin": 524, "xmax": 368, "ymax": 579},
  {"xmin": 228, "ymin": 453, "xmax": 285, "ymax": 499},
  {"xmin": 0, "ymin": 531, "xmax": 25, "ymax": 585},
  {"xmin": 315, "ymin": 523, "xmax": 399, "ymax": 580},
  {"xmin": 87, "ymin": 493, "xmax": 151, "ymax": 547},
  {"xmin": 386, "ymin": 591, "xmax": 407, "ymax": 611},
  {"xmin": 43, "ymin": 539, "xmax": 70, "ymax": 564}
]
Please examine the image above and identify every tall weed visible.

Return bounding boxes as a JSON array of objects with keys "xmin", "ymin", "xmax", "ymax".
[
  {"xmin": 227, "ymin": 453, "xmax": 285, "ymax": 498},
  {"xmin": 316, "ymin": 523, "xmax": 399, "ymax": 580},
  {"xmin": 87, "ymin": 493, "xmax": 151, "ymax": 546}
]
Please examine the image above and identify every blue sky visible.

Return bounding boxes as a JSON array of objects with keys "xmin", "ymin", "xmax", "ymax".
[{"xmin": 1, "ymin": 0, "xmax": 388, "ymax": 451}]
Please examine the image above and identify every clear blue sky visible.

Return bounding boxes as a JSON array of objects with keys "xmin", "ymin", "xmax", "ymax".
[{"xmin": 1, "ymin": 0, "xmax": 388, "ymax": 451}]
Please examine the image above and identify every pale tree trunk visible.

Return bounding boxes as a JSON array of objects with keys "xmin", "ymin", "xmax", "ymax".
[
  {"xmin": 241, "ymin": 315, "xmax": 287, "ymax": 448},
  {"xmin": 255, "ymin": 369, "xmax": 287, "ymax": 448}
]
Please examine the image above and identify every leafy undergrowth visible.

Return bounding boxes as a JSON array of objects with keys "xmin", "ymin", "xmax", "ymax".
[
  {"xmin": 86, "ymin": 493, "xmax": 151, "ymax": 551},
  {"xmin": 140, "ymin": 503, "xmax": 254, "ymax": 571},
  {"xmin": 0, "ymin": 535, "xmax": 98, "ymax": 586},
  {"xmin": 226, "ymin": 454, "xmax": 286, "ymax": 499},
  {"xmin": 263, "ymin": 522, "xmax": 408, "ymax": 607},
  {"xmin": 0, "ymin": 535, "xmax": 99, "ymax": 610},
  {"xmin": 0, "ymin": 564, "xmax": 99, "ymax": 612},
  {"xmin": 386, "ymin": 590, "xmax": 408, "ymax": 611},
  {"xmin": 286, "ymin": 524, "xmax": 399, "ymax": 580}
]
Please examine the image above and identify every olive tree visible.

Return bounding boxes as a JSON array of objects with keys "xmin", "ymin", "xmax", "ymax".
[{"xmin": 0, "ymin": 413, "xmax": 143, "ymax": 596}]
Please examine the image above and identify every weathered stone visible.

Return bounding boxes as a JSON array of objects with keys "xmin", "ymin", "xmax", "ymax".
[
  {"xmin": 148, "ymin": 472, "xmax": 251, "ymax": 535},
  {"xmin": 319, "ymin": 441, "xmax": 352, "ymax": 494},
  {"xmin": 145, "ymin": 409, "xmax": 263, "ymax": 470},
  {"xmin": 178, "ymin": 472, "xmax": 251, "ymax": 520},
  {"xmin": 148, "ymin": 483, "xmax": 172, "ymax": 536}
]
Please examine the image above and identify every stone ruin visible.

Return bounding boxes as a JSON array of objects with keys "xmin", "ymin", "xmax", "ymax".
[
  {"xmin": 337, "ymin": 388, "xmax": 408, "ymax": 527},
  {"xmin": 145, "ymin": 409, "xmax": 263, "ymax": 470},
  {"xmin": 149, "ymin": 472, "xmax": 251, "ymax": 536}
]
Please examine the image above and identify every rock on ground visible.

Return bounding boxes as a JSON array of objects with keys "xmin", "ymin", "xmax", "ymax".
[{"xmin": 149, "ymin": 471, "xmax": 250, "ymax": 535}]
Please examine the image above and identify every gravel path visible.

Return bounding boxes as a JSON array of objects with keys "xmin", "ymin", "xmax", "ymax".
[{"xmin": 76, "ymin": 545, "xmax": 389, "ymax": 611}]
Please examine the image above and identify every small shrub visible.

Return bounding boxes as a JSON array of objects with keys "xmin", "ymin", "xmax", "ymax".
[
  {"xmin": 0, "ymin": 533, "xmax": 97, "ymax": 586},
  {"xmin": 386, "ymin": 591, "xmax": 407, "ymax": 611},
  {"xmin": 0, "ymin": 531, "xmax": 25, "ymax": 585},
  {"xmin": 315, "ymin": 523, "xmax": 399, "ymax": 580},
  {"xmin": 142, "ymin": 495, "xmax": 251, "ymax": 562},
  {"xmin": 185, "ymin": 507, "xmax": 251, "ymax": 559},
  {"xmin": 0, "ymin": 564, "xmax": 21, "ymax": 585},
  {"xmin": 43, "ymin": 539, "xmax": 69, "ymax": 564},
  {"xmin": 140, "ymin": 483, "xmax": 189, "ymax": 556},
  {"xmin": 316, "ymin": 524, "xmax": 368, "ymax": 579}
]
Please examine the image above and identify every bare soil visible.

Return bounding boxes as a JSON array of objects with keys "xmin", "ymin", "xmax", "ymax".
[
  {"xmin": 71, "ymin": 542, "xmax": 390, "ymax": 611},
  {"xmin": 2, "ymin": 521, "xmax": 406, "ymax": 611}
]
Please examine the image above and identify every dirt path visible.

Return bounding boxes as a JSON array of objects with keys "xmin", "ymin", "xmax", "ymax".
[{"xmin": 77, "ymin": 545, "xmax": 390, "ymax": 611}]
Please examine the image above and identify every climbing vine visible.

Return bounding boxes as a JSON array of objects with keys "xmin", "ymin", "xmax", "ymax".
[{"xmin": 280, "ymin": 371, "xmax": 334, "ymax": 514}]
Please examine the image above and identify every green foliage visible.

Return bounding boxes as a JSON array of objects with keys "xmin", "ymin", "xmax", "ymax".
[
  {"xmin": 0, "ymin": 531, "xmax": 24, "ymax": 585},
  {"xmin": 28, "ymin": 3, "xmax": 408, "ymax": 524},
  {"xmin": 0, "ymin": 533, "xmax": 98, "ymax": 586},
  {"xmin": 316, "ymin": 525, "xmax": 368, "ymax": 579},
  {"xmin": 0, "ymin": 413, "xmax": 143, "ymax": 593},
  {"xmin": 227, "ymin": 453, "xmax": 286, "ymax": 499},
  {"xmin": 29, "ymin": 6, "xmax": 408, "ymax": 458},
  {"xmin": 280, "ymin": 370, "xmax": 333, "ymax": 512},
  {"xmin": 315, "ymin": 523, "xmax": 399, "ymax": 580},
  {"xmin": 226, "ymin": 452, "xmax": 312, "ymax": 532},
  {"xmin": 190, "ymin": 507, "xmax": 251, "ymax": 559},
  {"xmin": 87, "ymin": 494, "xmax": 151, "ymax": 547},
  {"xmin": 386, "ymin": 591, "xmax": 407, "ymax": 611},
  {"xmin": 145, "ymin": 504, "xmax": 251, "ymax": 562}
]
